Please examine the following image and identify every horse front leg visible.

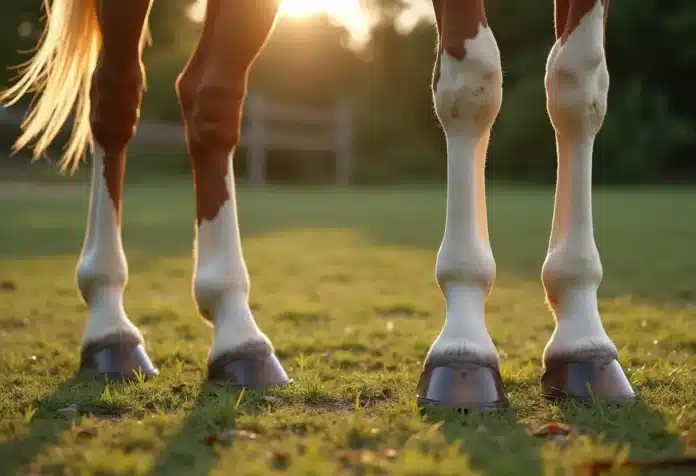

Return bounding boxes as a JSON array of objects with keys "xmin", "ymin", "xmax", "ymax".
[
  {"xmin": 77, "ymin": 0, "xmax": 158, "ymax": 379},
  {"xmin": 541, "ymin": 0, "xmax": 634, "ymax": 403},
  {"xmin": 176, "ymin": 0, "xmax": 290, "ymax": 387},
  {"xmin": 417, "ymin": 0, "xmax": 508, "ymax": 411}
]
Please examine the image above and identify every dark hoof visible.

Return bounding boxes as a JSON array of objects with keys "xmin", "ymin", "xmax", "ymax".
[
  {"xmin": 416, "ymin": 362, "xmax": 509, "ymax": 412},
  {"xmin": 207, "ymin": 350, "xmax": 291, "ymax": 389},
  {"xmin": 79, "ymin": 336, "xmax": 158, "ymax": 381},
  {"xmin": 541, "ymin": 358, "xmax": 636, "ymax": 404}
]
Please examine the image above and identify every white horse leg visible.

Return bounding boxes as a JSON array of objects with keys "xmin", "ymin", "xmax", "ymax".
[
  {"xmin": 76, "ymin": 0, "xmax": 157, "ymax": 378},
  {"xmin": 176, "ymin": 0, "xmax": 289, "ymax": 387},
  {"xmin": 417, "ymin": 0, "xmax": 508, "ymax": 410},
  {"xmin": 541, "ymin": 0, "xmax": 634, "ymax": 402}
]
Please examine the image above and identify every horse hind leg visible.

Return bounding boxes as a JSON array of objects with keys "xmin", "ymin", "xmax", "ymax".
[
  {"xmin": 176, "ymin": 0, "xmax": 290, "ymax": 387},
  {"xmin": 77, "ymin": 0, "xmax": 158, "ymax": 379}
]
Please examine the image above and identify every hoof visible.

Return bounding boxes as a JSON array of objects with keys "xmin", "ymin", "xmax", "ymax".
[
  {"xmin": 416, "ymin": 362, "xmax": 509, "ymax": 412},
  {"xmin": 207, "ymin": 349, "xmax": 291, "ymax": 389},
  {"xmin": 79, "ymin": 335, "xmax": 158, "ymax": 380},
  {"xmin": 541, "ymin": 358, "xmax": 636, "ymax": 404}
]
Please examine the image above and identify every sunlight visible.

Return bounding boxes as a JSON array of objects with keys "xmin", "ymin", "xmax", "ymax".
[
  {"xmin": 279, "ymin": 0, "xmax": 370, "ymax": 44},
  {"xmin": 188, "ymin": 0, "xmax": 431, "ymax": 47},
  {"xmin": 280, "ymin": 0, "xmax": 326, "ymax": 18}
]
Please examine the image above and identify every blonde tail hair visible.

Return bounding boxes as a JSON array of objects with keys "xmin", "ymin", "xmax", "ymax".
[{"xmin": 0, "ymin": 0, "xmax": 101, "ymax": 172}]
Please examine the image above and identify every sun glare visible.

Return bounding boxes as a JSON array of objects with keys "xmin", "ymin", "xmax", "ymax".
[
  {"xmin": 279, "ymin": 0, "xmax": 370, "ymax": 43},
  {"xmin": 280, "ymin": 0, "xmax": 325, "ymax": 18},
  {"xmin": 190, "ymin": 0, "xmax": 407, "ymax": 46}
]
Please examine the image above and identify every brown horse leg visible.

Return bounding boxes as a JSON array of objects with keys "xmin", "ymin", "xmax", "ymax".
[
  {"xmin": 176, "ymin": 0, "xmax": 289, "ymax": 387},
  {"xmin": 77, "ymin": 0, "xmax": 158, "ymax": 379}
]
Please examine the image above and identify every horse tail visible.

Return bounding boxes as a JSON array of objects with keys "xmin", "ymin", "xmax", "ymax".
[{"xmin": 0, "ymin": 0, "xmax": 101, "ymax": 172}]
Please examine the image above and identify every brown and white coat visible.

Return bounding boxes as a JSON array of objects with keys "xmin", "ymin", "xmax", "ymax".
[{"xmin": 1, "ymin": 0, "xmax": 633, "ymax": 409}]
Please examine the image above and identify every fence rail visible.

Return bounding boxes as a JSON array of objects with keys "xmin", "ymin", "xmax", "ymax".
[
  {"xmin": 243, "ymin": 93, "xmax": 354, "ymax": 186},
  {"xmin": 0, "ymin": 92, "xmax": 354, "ymax": 186}
]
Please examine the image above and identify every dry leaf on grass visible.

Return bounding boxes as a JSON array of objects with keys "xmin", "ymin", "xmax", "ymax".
[
  {"xmin": 0, "ymin": 280, "xmax": 16, "ymax": 292},
  {"xmin": 205, "ymin": 429, "xmax": 258, "ymax": 446},
  {"xmin": 76, "ymin": 427, "xmax": 98, "ymax": 439},
  {"xmin": 530, "ymin": 422, "xmax": 575, "ymax": 437}
]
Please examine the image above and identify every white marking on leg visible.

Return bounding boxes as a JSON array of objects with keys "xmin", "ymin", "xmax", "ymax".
[
  {"xmin": 427, "ymin": 25, "xmax": 502, "ymax": 367},
  {"xmin": 543, "ymin": 1, "xmax": 617, "ymax": 362},
  {"xmin": 194, "ymin": 150, "xmax": 271, "ymax": 362},
  {"xmin": 77, "ymin": 146, "xmax": 142, "ymax": 345}
]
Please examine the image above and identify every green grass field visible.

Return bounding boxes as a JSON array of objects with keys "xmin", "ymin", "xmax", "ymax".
[{"xmin": 0, "ymin": 180, "xmax": 694, "ymax": 475}]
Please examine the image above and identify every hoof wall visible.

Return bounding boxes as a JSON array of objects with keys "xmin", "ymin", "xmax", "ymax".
[
  {"xmin": 541, "ymin": 358, "xmax": 636, "ymax": 404},
  {"xmin": 207, "ymin": 350, "xmax": 291, "ymax": 389},
  {"xmin": 79, "ymin": 337, "xmax": 158, "ymax": 380},
  {"xmin": 416, "ymin": 363, "xmax": 509, "ymax": 412}
]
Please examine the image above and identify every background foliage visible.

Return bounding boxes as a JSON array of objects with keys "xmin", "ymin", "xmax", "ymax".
[{"xmin": 1, "ymin": 0, "xmax": 694, "ymax": 184}]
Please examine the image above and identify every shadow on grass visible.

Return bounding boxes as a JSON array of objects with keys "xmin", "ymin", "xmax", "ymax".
[
  {"xmin": 150, "ymin": 383, "xmax": 269, "ymax": 476},
  {"xmin": 0, "ymin": 376, "xmax": 120, "ymax": 475},
  {"xmin": 555, "ymin": 394, "xmax": 690, "ymax": 474},
  {"xmin": 421, "ymin": 379, "xmax": 545, "ymax": 475},
  {"xmin": 422, "ymin": 379, "xmax": 690, "ymax": 475}
]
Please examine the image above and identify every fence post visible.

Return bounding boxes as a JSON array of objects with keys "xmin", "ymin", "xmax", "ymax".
[
  {"xmin": 334, "ymin": 100, "xmax": 354, "ymax": 186},
  {"xmin": 247, "ymin": 93, "xmax": 267, "ymax": 187}
]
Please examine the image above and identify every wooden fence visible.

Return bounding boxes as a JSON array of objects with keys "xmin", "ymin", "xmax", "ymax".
[
  {"xmin": 1, "ymin": 92, "xmax": 355, "ymax": 186},
  {"xmin": 133, "ymin": 93, "xmax": 354, "ymax": 186}
]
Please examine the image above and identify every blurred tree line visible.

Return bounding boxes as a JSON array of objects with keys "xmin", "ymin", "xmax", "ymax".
[{"xmin": 1, "ymin": 0, "xmax": 694, "ymax": 184}]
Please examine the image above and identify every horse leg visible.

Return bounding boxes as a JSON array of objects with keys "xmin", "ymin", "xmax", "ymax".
[
  {"xmin": 77, "ymin": 0, "xmax": 158, "ymax": 379},
  {"xmin": 541, "ymin": 0, "xmax": 634, "ymax": 402},
  {"xmin": 417, "ymin": 0, "xmax": 508, "ymax": 410},
  {"xmin": 176, "ymin": 0, "xmax": 289, "ymax": 387}
]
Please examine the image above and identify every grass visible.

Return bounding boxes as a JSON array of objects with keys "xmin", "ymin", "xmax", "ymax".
[{"xmin": 0, "ymin": 178, "xmax": 694, "ymax": 475}]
